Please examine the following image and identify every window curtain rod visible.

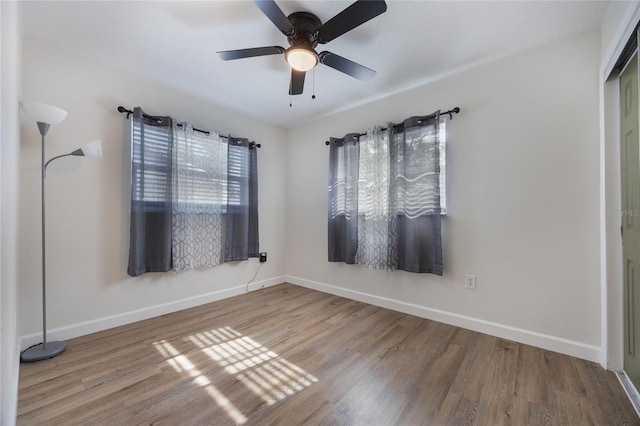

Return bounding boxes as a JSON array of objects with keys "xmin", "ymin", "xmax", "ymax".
[
  {"xmin": 117, "ymin": 106, "xmax": 261, "ymax": 148},
  {"xmin": 324, "ymin": 107, "xmax": 460, "ymax": 145}
]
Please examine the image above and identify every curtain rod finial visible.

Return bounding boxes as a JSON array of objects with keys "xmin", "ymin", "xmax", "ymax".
[{"xmin": 117, "ymin": 106, "xmax": 133, "ymax": 119}]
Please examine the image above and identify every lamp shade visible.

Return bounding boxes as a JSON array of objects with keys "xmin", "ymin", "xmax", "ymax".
[
  {"xmin": 79, "ymin": 139, "xmax": 102, "ymax": 158},
  {"xmin": 21, "ymin": 101, "xmax": 67, "ymax": 125},
  {"xmin": 285, "ymin": 48, "xmax": 318, "ymax": 72}
]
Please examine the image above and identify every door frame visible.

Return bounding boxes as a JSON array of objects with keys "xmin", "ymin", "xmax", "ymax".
[
  {"xmin": 602, "ymin": 3, "xmax": 640, "ymax": 372},
  {"xmin": 602, "ymin": 6, "xmax": 640, "ymax": 415}
]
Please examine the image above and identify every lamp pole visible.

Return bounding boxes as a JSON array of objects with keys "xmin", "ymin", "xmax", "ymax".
[
  {"xmin": 20, "ymin": 121, "xmax": 68, "ymax": 362},
  {"xmin": 40, "ymin": 122, "xmax": 49, "ymax": 351}
]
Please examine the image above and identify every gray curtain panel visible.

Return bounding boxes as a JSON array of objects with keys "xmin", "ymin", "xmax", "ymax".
[
  {"xmin": 127, "ymin": 107, "xmax": 174, "ymax": 276},
  {"xmin": 224, "ymin": 137, "xmax": 259, "ymax": 261},
  {"xmin": 390, "ymin": 113, "xmax": 443, "ymax": 274},
  {"xmin": 327, "ymin": 134, "xmax": 360, "ymax": 263}
]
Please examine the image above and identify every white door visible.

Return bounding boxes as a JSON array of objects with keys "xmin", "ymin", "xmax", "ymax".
[{"xmin": 621, "ymin": 52, "xmax": 640, "ymax": 389}]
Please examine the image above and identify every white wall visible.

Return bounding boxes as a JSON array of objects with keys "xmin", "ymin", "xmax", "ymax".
[
  {"xmin": 285, "ymin": 31, "xmax": 602, "ymax": 361},
  {"xmin": 17, "ymin": 26, "xmax": 606, "ymax": 367},
  {"xmin": 1, "ymin": 2, "xmax": 22, "ymax": 424},
  {"xmin": 601, "ymin": 0, "xmax": 640, "ymax": 370},
  {"xmin": 19, "ymin": 38, "xmax": 287, "ymax": 346}
]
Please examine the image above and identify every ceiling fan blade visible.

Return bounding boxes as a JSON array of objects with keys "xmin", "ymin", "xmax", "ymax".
[
  {"xmin": 253, "ymin": 0, "xmax": 294, "ymax": 35},
  {"xmin": 319, "ymin": 51, "xmax": 376, "ymax": 81},
  {"xmin": 316, "ymin": 0, "xmax": 387, "ymax": 44},
  {"xmin": 289, "ymin": 69, "xmax": 305, "ymax": 95},
  {"xmin": 217, "ymin": 46, "xmax": 285, "ymax": 61}
]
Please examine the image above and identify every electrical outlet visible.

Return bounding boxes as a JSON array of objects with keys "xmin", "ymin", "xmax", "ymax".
[
  {"xmin": 259, "ymin": 252, "xmax": 267, "ymax": 263},
  {"xmin": 465, "ymin": 274, "xmax": 476, "ymax": 290}
]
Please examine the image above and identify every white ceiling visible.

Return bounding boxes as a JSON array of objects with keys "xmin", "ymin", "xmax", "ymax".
[{"xmin": 22, "ymin": 1, "xmax": 609, "ymax": 128}]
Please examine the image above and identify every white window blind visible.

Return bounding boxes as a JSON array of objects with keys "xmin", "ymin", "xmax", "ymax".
[
  {"xmin": 132, "ymin": 121, "xmax": 237, "ymax": 210},
  {"xmin": 131, "ymin": 123, "xmax": 172, "ymax": 204},
  {"xmin": 173, "ymin": 125, "xmax": 227, "ymax": 212},
  {"xmin": 227, "ymin": 143, "xmax": 248, "ymax": 207}
]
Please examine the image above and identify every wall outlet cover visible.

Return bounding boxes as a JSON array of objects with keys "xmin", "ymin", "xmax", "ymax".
[{"xmin": 465, "ymin": 274, "xmax": 476, "ymax": 290}]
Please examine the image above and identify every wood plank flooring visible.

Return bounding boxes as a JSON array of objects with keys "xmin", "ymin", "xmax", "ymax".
[{"xmin": 17, "ymin": 283, "xmax": 639, "ymax": 425}]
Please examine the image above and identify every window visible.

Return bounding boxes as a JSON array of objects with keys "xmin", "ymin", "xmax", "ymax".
[
  {"xmin": 128, "ymin": 107, "xmax": 259, "ymax": 276},
  {"xmin": 328, "ymin": 112, "xmax": 445, "ymax": 274},
  {"xmin": 172, "ymin": 123, "xmax": 227, "ymax": 213},
  {"xmin": 131, "ymin": 118, "xmax": 173, "ymax": 208},
  {"xmin": 227, "ymin": 142, "xmax": 249, "ymax": 207},
  {"xmin": 439, "ymin": 118, "xmax": 447, "ymax": 214},
  {"xmin": 357, "ymin": 118, "xmax": 446, "ymax": 217}
]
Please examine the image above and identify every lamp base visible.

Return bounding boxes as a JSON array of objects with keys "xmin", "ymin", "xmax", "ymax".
[{"xmin": 20, "ymin": 341, "xmax": 67, "ymax": 362}]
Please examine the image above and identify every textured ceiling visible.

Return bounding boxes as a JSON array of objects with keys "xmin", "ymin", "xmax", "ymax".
[{"xmin": 21, "ymin": 1, "xmax": 609, "ymax": 128}]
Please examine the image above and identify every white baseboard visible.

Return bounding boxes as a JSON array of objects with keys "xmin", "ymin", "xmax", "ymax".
[
  {"xmin": 19, "ymin": 275, "xmax": 285, "ymax": 350},
  {"xmin": 285, "ymin": 275, "xmax": 602, "ymax": 363},
  {"xmin": 21, "ymin": 274, "xmax": 602, "ymax": 364}
]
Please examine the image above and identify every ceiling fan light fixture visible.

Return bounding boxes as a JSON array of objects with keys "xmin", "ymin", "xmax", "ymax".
[{"xmin": 286, "ymin": 47, "xmax": 318, "ymax": 72}]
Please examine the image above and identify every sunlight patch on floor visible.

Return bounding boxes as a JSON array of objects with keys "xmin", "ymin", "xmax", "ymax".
[
  {"xmin": 189, "ymin": 327, "xmax": 319, "ymax": 405},
  {"xmin": 153, "ymin": 326, "xmax": 318, "ymax": 424},
  {"xmin": 153, "ymin": 339, "xmax": 248, "ymax": 424}
]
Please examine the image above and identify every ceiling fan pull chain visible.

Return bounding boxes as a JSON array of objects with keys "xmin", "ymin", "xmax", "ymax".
[
  {"xmin": 290, "ymin": 95, "xmax": 292, "ymax": 108},
  {"xmin": 312, "ymin": 68, "xmax": 316, "ymax": 100}
]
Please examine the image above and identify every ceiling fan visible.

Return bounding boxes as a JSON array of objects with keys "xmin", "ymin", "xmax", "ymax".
[{"xmin": 217, "ymin": 0, "xmax": 387, "ymax": 96}]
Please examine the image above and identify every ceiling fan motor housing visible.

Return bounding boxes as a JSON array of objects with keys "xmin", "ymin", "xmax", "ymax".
[{"xmin": 287, "ymin": 12, "xmax": 322, "ymax": 49}]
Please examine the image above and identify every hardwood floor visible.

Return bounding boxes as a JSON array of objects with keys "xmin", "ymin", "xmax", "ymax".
[{"xmin": 17, "ymin": 283, "xmax": 639, "ymax": 425}]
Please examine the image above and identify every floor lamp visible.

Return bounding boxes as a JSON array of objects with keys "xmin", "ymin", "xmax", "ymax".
[{"xmin": 20, "ymin": 101, "xmax": 102, "ymax": 362}]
